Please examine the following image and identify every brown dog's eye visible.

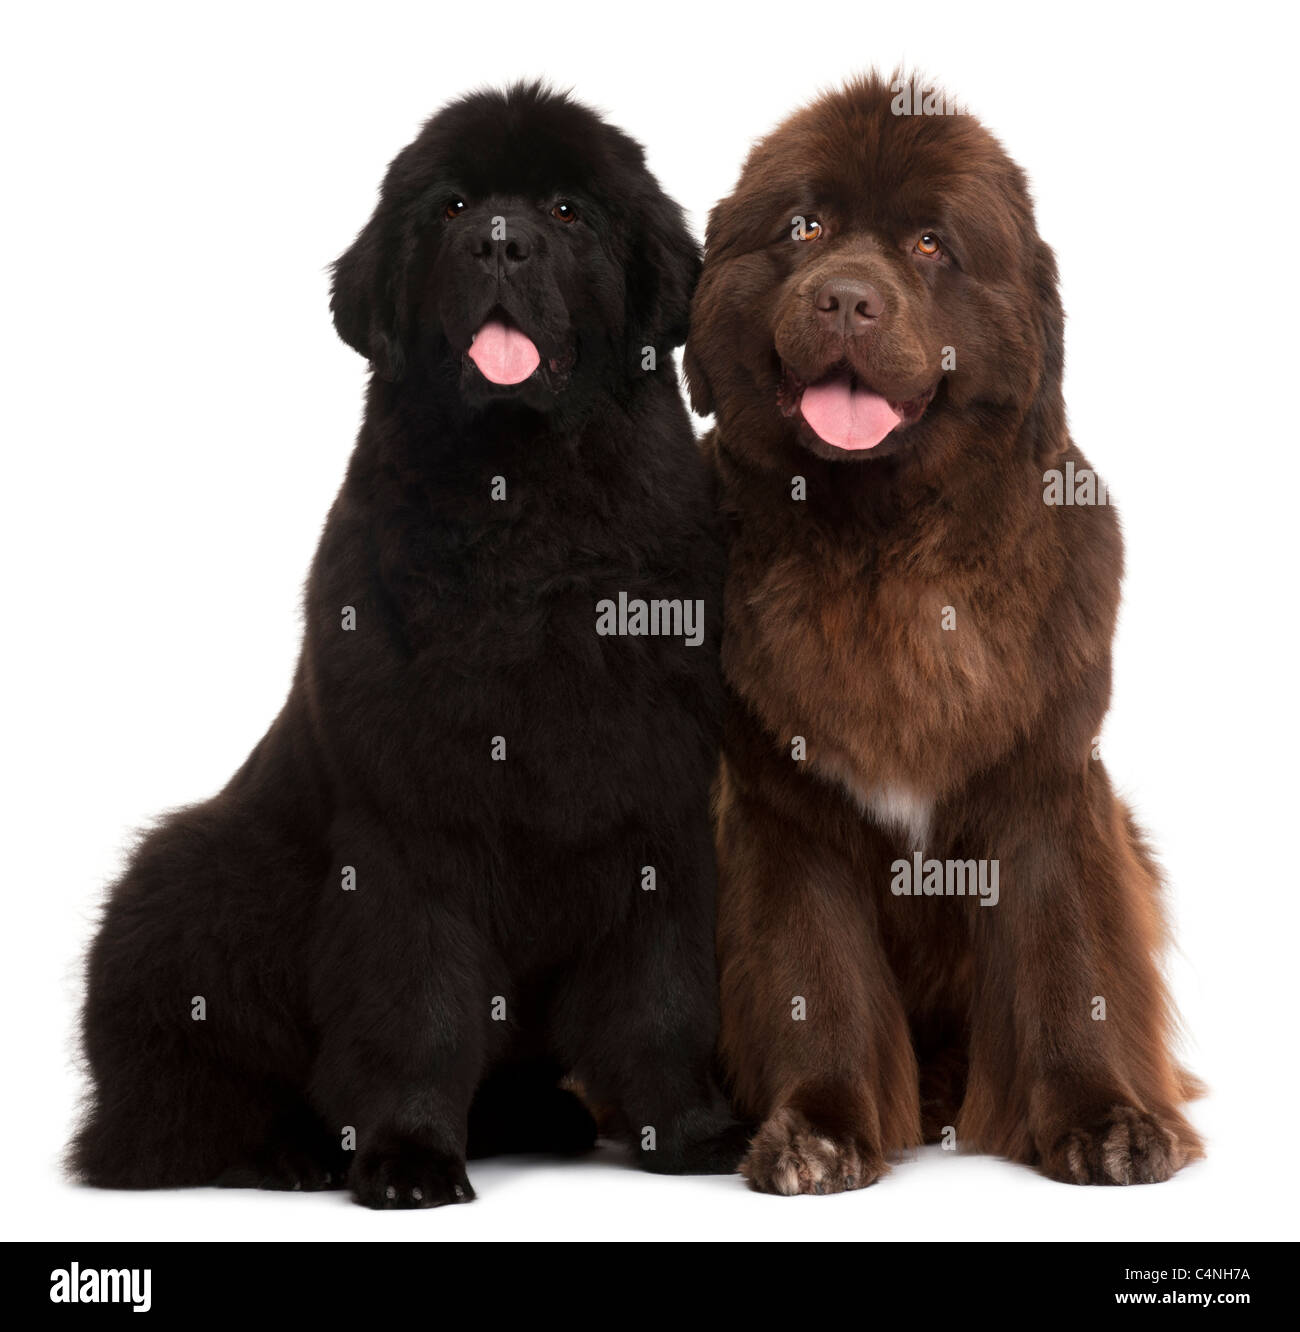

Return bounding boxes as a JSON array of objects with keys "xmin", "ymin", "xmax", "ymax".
[
  {"xmin": 444, "ymin": 198, "xmax": 466, "ymax": 221},
  {"xmin": 551, "ymin": 201, "xmax": 578, "ymax": 223},
  {"xmin": 915, "ymin": 232, "xmax": 942, "ymax": 256},
  {"xmin": 793, "ymin": 215, "xmax": 823, "ymax": 242}
]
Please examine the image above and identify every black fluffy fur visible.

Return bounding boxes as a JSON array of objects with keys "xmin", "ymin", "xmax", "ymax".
[{"xmin": 71, "ymin": 83, "xmax": 746, "ymax": 1208}]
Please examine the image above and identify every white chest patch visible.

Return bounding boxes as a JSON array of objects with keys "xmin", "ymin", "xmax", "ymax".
[
  {"xmin": 862, "ymin": 783, "xmax": 933, "ymax": 850},
  {"xmin": 810, "ymin": 754, "xmax": 933, "ymax": 849}
]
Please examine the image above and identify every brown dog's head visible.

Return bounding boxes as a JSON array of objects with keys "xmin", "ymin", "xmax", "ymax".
[{"xmin": 686, "ymin": 74, "xmax": 1065, "ymax": 469}]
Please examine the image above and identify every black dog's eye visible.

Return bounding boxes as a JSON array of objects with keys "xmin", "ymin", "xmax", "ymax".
[
  {"xmin": 915, "ymin": 232, "xmax": 942, "ymax": 257},
  {"xmin": 443, "ymin": 198, "xmax": 467, "ymax": 221},
  {"xmin": 551, "ymin": 201, "xmax": 579, "ymax": 224},
  {"xmin": 792, "ymin": 215, "xmax": 824, "ymax": 242}
]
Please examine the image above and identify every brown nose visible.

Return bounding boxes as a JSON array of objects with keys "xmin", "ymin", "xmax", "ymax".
[{"xmin": 814, "ymin": 278, "xmax": 884, "ymax": 336}]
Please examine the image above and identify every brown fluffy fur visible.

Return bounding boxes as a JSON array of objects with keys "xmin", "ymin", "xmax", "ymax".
[{"xmin": 686, "ymin": 75, "xmax": 1203, "ymax": 1193}]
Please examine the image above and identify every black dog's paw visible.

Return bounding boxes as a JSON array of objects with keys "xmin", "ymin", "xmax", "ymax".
[
  {"xmin": 216, "ymin": 1150, "xmax": 344, "ymax": 1193},
  {"xmin": 677, "ymin": 1117, "xmax": 754, "ymax": 1174},
  {"xmin": 350, "ymin": 1139, "xmax": 475, "ymax": 1210},
  {"xmin": 639, "ymin": 1114, "xmax": 754, "ymax": 1175},
  {"xmin": 216, "ymin": 1123, "xmax": 350, "ymax": 1192}
]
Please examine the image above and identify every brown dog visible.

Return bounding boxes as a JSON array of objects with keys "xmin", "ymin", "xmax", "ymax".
[{"xmin": 686, "ymin": 75, "xmax": 1203, "ymax": 1193}]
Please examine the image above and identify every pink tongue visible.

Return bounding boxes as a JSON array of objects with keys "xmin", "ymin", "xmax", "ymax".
[
  {"xmin": 467, "ymin": 320, "xmax": 540, "ymax": 385},
  {"xmin": 800, "ymin": 377, "xmax": 901, "ymax": 450}
]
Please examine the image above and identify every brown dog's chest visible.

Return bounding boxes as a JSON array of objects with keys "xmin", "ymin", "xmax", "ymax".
[{"xmin": 724, "ymin": 538, "xmax": 1041, "ymax": 814}]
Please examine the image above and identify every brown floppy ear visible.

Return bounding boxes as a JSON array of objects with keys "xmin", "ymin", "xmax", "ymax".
[
  {"xmin": 682, "ymin": 314, "xmax": 715, "ymax": 417},
  {"xmin": 679, "ymin": 193, "xmax": 740, "ymax": 415},
  {"xmin": 682, "ymin": 195, "xmax": 731, "ymax": 416},
  {"xmin": 1027, "ymin": 237, "xmax": 1067, "ymax": 462},
  {"xmin": 330, "ymin": 204, "xmax": 410, "ymax": 382}
]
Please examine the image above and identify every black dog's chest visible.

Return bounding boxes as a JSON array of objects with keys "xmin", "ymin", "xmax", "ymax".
[
  {"xmin": 330, "ymin": 489, "xmax": 719, "ymax": 839},
  {"xmin": 386, "ymin": 499, "xmax": 656, "ymax": 663}
]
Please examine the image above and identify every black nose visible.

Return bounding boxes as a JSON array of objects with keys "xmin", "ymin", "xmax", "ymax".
[
  {"xmin": 814, "ymin": 278, "xmax": 884, "ymax": 336},
  {"xmin": 471, "ymin": 221, "xmax": 533, "ymax": 274}
]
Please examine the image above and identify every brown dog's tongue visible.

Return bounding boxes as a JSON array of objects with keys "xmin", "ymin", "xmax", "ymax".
[
  {"xmin": 801, "ymin": 376, "xmax": 901, "ymax": 450},
  {"xmin": 468, "ymin": 320, "xmax": 540, "ymax": 385}
]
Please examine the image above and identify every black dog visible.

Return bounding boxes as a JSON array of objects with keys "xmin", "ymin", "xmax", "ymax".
[{"xmin": 71, "ymin": 83, "xmax": 746, "ymax": 1208}]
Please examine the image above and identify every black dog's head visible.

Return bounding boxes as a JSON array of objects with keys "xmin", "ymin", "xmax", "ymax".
[{"xmin": 331, "ymin": 82, "xmax": 699, "ymax": 417}]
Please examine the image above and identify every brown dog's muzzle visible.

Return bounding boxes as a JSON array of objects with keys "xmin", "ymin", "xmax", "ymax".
[
  {"xmin": 776, "ymin": 260, "xmax": 907, "ymax": 384},
  {"xmin": 771, "ymin": 254, "xmax": 940, "ymax": 456}
]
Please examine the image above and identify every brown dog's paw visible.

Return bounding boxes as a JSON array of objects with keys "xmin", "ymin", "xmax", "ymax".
[
  {"xmin": 1043, "ymin": 1104, "xmax": 1187, "ymax": 1185},
  {"xmin": 742, "ymin": 1107, "xmax": 883, "ymax": 1196}
]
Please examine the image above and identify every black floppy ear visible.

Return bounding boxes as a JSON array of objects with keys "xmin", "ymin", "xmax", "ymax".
[
  {"xmin": 626, "ymin": 187, "xmax": 701, "ymax": 355},
  {"xmin": 1027, "ymin": 237, "xmax": 1067, "ymax": 462},
  {"xmin": 330, "ymin": 204, "xmax": 409, "ymax": 382}
]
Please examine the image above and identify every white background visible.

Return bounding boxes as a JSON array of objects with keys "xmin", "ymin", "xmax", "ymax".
[{"xmin": 3, "ymin": 0, "xmax": 1296, "ymax": 1243}]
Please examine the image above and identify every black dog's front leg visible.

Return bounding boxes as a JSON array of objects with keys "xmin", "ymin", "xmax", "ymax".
[
  {"xmin": 613, "ymin": 924, "xmax": 753, "ymax": 1177},
  {"xmin": 557, "ymin": 818, "xmax": 751, "ymax": 1175},
  {"xmin": 308, "ymin": 815, "xmax": 489, "ymax": 1209}
]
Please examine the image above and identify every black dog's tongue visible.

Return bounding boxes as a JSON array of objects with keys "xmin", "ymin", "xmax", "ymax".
[{"xmin": 468, "ymin": 320, "xmax": 540, "ymax": 385}]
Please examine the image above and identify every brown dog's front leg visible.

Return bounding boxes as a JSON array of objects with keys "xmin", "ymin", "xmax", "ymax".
[
  {"xmin": 959, "ymin": 761, "xmax": 1203, "ymax": 1184},
  {"xmin": 716, "ymin": 780, "xmax": 922, "ymax": 1194}
]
